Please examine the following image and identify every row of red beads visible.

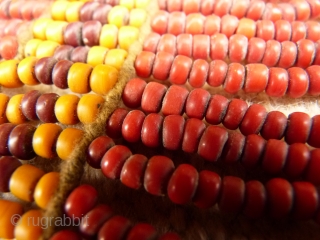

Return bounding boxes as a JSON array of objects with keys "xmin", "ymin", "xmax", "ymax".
[
  {"xmin": 86, "ymin": 136, "xmax": 320, "ymax": 222},
  {"xmin": 143, "ymin": 32, "xmax": 320, "ymax": 69}
]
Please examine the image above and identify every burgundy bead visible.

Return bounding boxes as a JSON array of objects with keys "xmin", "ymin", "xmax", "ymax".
[
  {"xmin": 64, "ymin": 22, "xmax": 83, "ymax": 47},
  {"xmin": 98, "ymin": 216, "xmax": 132, "ymax": 240},
  {"xmin": 161, "ymin": 85, "xmax": 189, "ymax": 116},
  {"xmin": 126, "ymin": 223, "xmax": 157, "ymax": 240},
  {"xmin": 243, "ymin": 180, "xmax": 266, "ymax": 219},
  {"xmin": 222, "ymin": 99, "xmax": 248, "ymax": 130},
  {"xmin": 50, "ymin": 230, "xmax": 82, "ymax": 240},
  {"xmin": 92, "ymin": 4, "xmax": 112, "ymax": 24},
  {"xmin": 285, "ymin": 112, "xmax": 311, "ymax": 144},
  {"xmin": 185, "ymin": 88, "xmax": 210, "ymax": 119},
  {"xmin": 262, "ymin": 139, "xmax": 288, "ymax": 175},
  {"xmin": 239, "ymin": 104, "xmax": 267, "ymax": 136},
  {"xmin": 141, "ymin": 113, "xmax": 163, "ymax": 148},
  {"xmin": 308, "ymin": 115, "xmax": 320, "ymax": 148},
  {"xmin": 82, "ymin": 20, "xmax": 102, "ymax": 47},
  {"xmin": 70, "ymin": 46, "xmax": 89, "ymax": 63},
  {"xmin": 86, "ymin": 136, "xmax": 115, "ymax": 169},
  {"xmin": 122, "ymin": 78, "xmax": 147, "ymax": 108},
  {"xmin": 305, "ymin": 149, "xmax": 320, "ymax": 186},
  {"xmin": 21, "ymin": 90, "xmax": 41, "ymax": 121},
  {"xmin": 36, "ymin": 93, "xmax": 59, "ymax": 123},
  {"xmin": 122, "ymin": 110, "xmax": 145, "ymax": 143},
  {"xmin": 182, "ymin": 118, "xmax": 206, "ymax": 153},
  {"xmin": 8, "ymin": 124, "xmax": 36, "ymax": 160},
  {"xmin": 163, "ymin": 115, "xmax": 185, "ymax": 150},
  {"xmin": 53, "ymin": 45, "xmax": 74, "ymax": 61},
  {"xmin": 34, "ymin": 57, "xmax": 58, "ymax": 85},
  {"xmin": 159, "ymin": 232, "xmax": 181, "ymax": 240},
  {"xmin": 141, "ymin": 82, "xmax": 167, "ymax": 113},
  {"xmin": 52, "ymin": 60, "xmax": 73, "ymax": 89},
  {"xmin": 80, "ymin": 2, "xmax": 101, "ymax": 22},
  {"xmin": 106, "ymin": 108, "xmax": 129, "ymax": 138},
  {"xmin": 0, "ymin": 156, "xmax": 21, "ymax": 192},
  {"xmin": 0, "ymin": 123, "xmax": 15, "ymax": 156},
  {"xmin": 241, "ymin": 134, "xmax": 266, "ymax": 170},
  {"xmin": 284, "ymin": 143, "xmax": 310, "ymax": 179},
  {"xmin": 205, "ymin": 95, "xmax": 229, "ymax": 125},
  {"xmin": 260, "ymin": 111, "xmax": 287, "ymax": 140},
  {"xmin": 220, "ymin": 131, "xmax": 245, "ymax": 164}
]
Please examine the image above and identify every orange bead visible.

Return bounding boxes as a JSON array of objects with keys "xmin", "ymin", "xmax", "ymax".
[
  {"xmin": 0, "ymin": 60, "xmax": 23, "ymax": 88},
  {"xmin": 6, "ymin": 94, "xmax": 28, "ymax": 124},
  {"xmin": 87, "ymin": 46, "xmax": 109, "ymax": 67},
  {"xmin": 77, "ymin": 94, "xmax": 105, "ymax": 124},
  {"xmin": 67, "ymin": 62, "xmax": 92, "ymax": 94},
  {"xmin": 34, "ymin": 172, "xmax": 60, "ymax": 209},
  {"xmin": 9, "ymin": 164, "xmax": 45, "ymax": 202},
  {"xmin": 54, "ymin": 94, "xmax": 80, "ymax": 125},
  {"xmin": 0, "ymin": 93, "xmax": 9, "ymax": 124},
  {"xmin": 90, "ymin": 64, "xmax": 119, "ymax": 95},
  {"xmin": 32, "ymin": 123, "xmax": 63, "ymax": 159},
  {"xmin": 56, "ymin": 128, "xmax": 84, "ymax": 160},
  {"xmin": 0, "ymin": 200, "xmax": 24, "ymax": 239},
  {"xmin": 17, "ymin": 57, "xmax": 39, "ymax": 85},
  {"xmin": 15, "ymin": 209, "xmax": 43, "ymax": 240},
  {"xmin": 236, "ymin": 18, "xmax": 256, "ymax": 39}
]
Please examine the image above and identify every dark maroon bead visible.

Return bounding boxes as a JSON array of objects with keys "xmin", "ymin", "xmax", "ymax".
[
  {"xmin": 53, "ymin": 45, "xmax": 74, "ymax": 61},
  {"xmin": 64, "ymin": 22, "xmax": 83, "ymax": 47},
  {"xmin": 50, "ymin": 230, "xmax": 82, "ymax": 240},
  {"xmin": 92, "ymin": 4, "xmax": 112, "ymax": 24},
  {"xmin": 98, "ymin": 216, "xmax": 132, "ymax": 240},
  {"xmin": 82, "ymin": 20, "xmax": 102, "ymax": 47},
  {"xmin": 34, "ymin": 57, "xmax": 58, "ymax": 85},
  {"xmin": 80, "ymin": 1, "xmax": 101, "ymax": 22},
  {"xmin": 52, "ymin": 60, "xmax": 73, "ymax": 89},
  {"xmin": 70, "ymin": 46, "xmax": 89, "ymax": 63},
  {"xmin": 86, "ymin": 136, "xmax": 115, "ymax": 169},
  {"xmin": 21, "ymin": 90, "xmax": 41, "ymax": 121},
  {"xmin": 8, "ymin": 124, "xmax": 36, "ymax": 160},
  {"xmin": 106, "ymin": 108, "xmax": 129, "ymax": 138},
  {"xmin": 36, "ymin": 93, "xmax": 59, "ymax": 123},
  {"xmin": 0, "ymin": 123, "xmax": 16, "ymax": 156},
  {"xmin": 0, "ymin": 156, "xmax": 21, "ymax": 192}
]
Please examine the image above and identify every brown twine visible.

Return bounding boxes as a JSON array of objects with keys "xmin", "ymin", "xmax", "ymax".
[{"xmin": 41, "ymin": 0, "xmax": 159, "ymax": 239}]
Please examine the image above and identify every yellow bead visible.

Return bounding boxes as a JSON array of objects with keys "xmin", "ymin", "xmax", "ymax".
[
  {"xmin": 65, "ymin": 1, "xmax": 84, "ymax": 22},
  {"xmin": 56, "ymin": 127, "xmax": 84, "ymax": 160},
  {"xmin": 90, "ymin": 64, "xmax": 119, "ymax": 95},
  {"xmin": 6, "ymin": 94, "xmax": 27, "ymax": 124},
  {"xmin": 0, "ymin": 93, "xmax": 9, "ymax": 124},
  {"xmin": 87, "ymin": 46, "xmax": 109, "ymax": 67},
  {"xmin": 36, "ymin": 40, "xmax": 60, "ymax": 58},
  {"xmin": 0, "ymin": 60, "xmax": 23, "ymax": 88},
  {"xmin": 24, "ymin": 39, "xmax": 42, "ymax": 57},
  {"xmin": 77, "ymin": 94, "xmax": 105, "ymax": 124},
  {"xmin": 118, "ymin": 26, "xmax": 139, "ymax": 50},
  {"xmin": 104, "ymin": 49, "xmax": 127, "ymax": 70},
  {"xmin": 120, "ymin": 0, "xmax": 135, "ymax": 10},
  {"xmin": 32, "ymin": 18, "xmax": 53, "ymax": 40},
  {"xmin": 54, "ymin": 94, "xmax": 80, "ymax": 125},
  {"xmin": 107, "ymin": 5, "xmax": 129, "ymax": 28},
  {"xmin": 46, "ymin": 21, "xmax": 68, "ymax": 44},
  {"xmin": 51, "ymin": 1, "xmax": 69, "ymax": 21},
  {"xmin": 99, "ymin": 24, "xmax": 118, "ymax": 49},
  {"xmin": 33, "ymin": 123, "xmax": 63, "ymax": 159},
  {"xmin": 129, "ymin": 8, "xmax": 147, "ymax": 28},
  {"xmin": 34, "ymin": 172, "xmax": 60, "ymax": 209},
  {"xmin": 0, "ymin": 200, "xmax": 24, "ymax": 239},
  {"xmin": 67, "ymin": 62, "xmax": 92, "ymax": 94},
  {"xmin": 17, "ymin": 57, "xmax": 39, "ymax": 85},
  {"xmin": 135, "ymin": 0, "xmax": 150, "ymax": 8},
  {"xmin": 15, "ymin": 209, "xmax": 43, "ymax": 240},
  {"xmin": 10, "ymin": 164, "xmax": 45, "ymax": 202}
]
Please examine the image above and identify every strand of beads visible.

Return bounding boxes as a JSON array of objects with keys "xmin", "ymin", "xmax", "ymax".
[
  {"xmin": 122, "ymin": 79, "xmax": 320, "ymax": 147},
  {"xmin": 142, "ymin": 32, "xmax": 320, "ymax": 68},
  {"xmin": 157, "ymin": 0, "xmax": 320, "ymax": 21}
]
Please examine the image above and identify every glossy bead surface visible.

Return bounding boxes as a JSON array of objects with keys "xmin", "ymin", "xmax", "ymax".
[
  {"xmin": 161, "ymin": 85, "xmax": 189, "ymax": 116},
  {"xmin": 52, "ymin": 60, "xmax": 73, "ymax": 89},
  {"xmin": 241, "ymin": 134, "xmax": 266, "ymax": 169},
  {"xmin": 36, "ymin": 93, "xmax": 59, "ymax": 123},
  {"xmin": 169, "ymin": 55, "xmax": 192, "ymax": 85},
  {"xmin": 243, "ymin": 180, "xmax": 266, "ymax": 219},
  {"xmin": 260, "ymin": 111, "xmax": 287, "ymax": 140},
  {"xmin": 54, "ymin": 94, "xmax": 79, "ymax": 125},
  {"xmin": 152, "ymin": 51, "xmax": 174, "ymax": 80},
  {"xmin": 50, "ymin": 230, "xmax": 82, "ymax": 240},
  {"xmin": 141, "ymin": 113, "xmax": 163, "ymax": 148},
  {"xmin": 6, "ymin": 94, "xmax": 27, "ymax": 124},
  {"xmin": 141, "ymin": 82, "xmax": 167, "ymax": 113},
  {"xmin": 77, "ymin": 94, "xmax": 105, "ymax": 124},
  {"xmin": 265, "ymin": 67, "xmax": 288, "ymax": 97},
  {"xmin": 205, "ymin": 95, "xmax": 229, "ymax": 125},
  {"xmin": 223, "ymin": 63, "xmax": 245, "ymax": 94},
  {"xmin": 14, "ymin": 209, "xmax": 43, "ymax": 240},
  {"xmin": 34, "ymin": 57, "xmax": 57, "ymax": 85},
  {"xmin": 122, "ymin": 110, "xmax": 145, "ymax": 143},
  {"xmin": 287, "ymin": 67, "xmax": 309, "ymax": 98},
  {"xmin": 0, "ymin": 123, "xmax": 16, "ymax": 156},
  {"xmin": 106, "ymin": 108, "xmax": 129, "ymax": 139},
  {"xmin": 56, "ymin": 128, "xmax": 84, "ymax": 161},
  {"xmin": 182, "ymin": 118, "xmax": 206, "ymax": 153},
  {"xmin": 98, "ymin": 216, "xmax": 131, "ymax": 240},
  {"xmin": 21, "ymin": 90, "xmax": 40, "ymax": 121},
  {"xmin": 163, "ymin": 115, "xmax": 185, "ymax": 150},
  {"xmin": 262, "ymin": 139, "xmax": 288, "ymax": 174},
  {"xmin": 122, "ymin": 78, "xmax": 146, "ymax": 108},
  {"xmin": 0, "ymin": 156, "xmax": 21, "ymax": 192},
  {"xmin": 285, "ymin": 112, "xmax": 311, "ymax": 144},
  {"xmin": 244, "ymin": 64, "xmax": 268, "ymax": 93},
  {"xmin": 126, "ymin": 223, "xmax": 157, "ymax": 240},
  {"xmin": 221, "ymin": 131, "xmax": 245, "ymax": 164}
]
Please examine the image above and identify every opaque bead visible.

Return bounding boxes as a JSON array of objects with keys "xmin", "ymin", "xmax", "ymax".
[
  {"xmin": 244, "ymin": 64, "xmax": 269, "ymax": 93},
  {"xmin": 141, "ymin": 82, "xmax": 167, "ymax": 113},
  {"xmin": 210, "ymin": 33, "xmax": 228, "ymax": 61},
  {"xmin": 51, "ymin": 1, "xmax": 69, "ymax": 21},
  {"xmin": 182, "ymin": 118, "xmax": 206, "ymax": 153},
  {"xmin": 87, "ymin": 46, "xmax": 109, "ymax": 67},
  {"xmin": 287, "ymin": 67, "xmax": 309, "ymax": 98},
  {"xmin": 66, "ymin": 2, "xmax": 84, "ymax": 22},
  {"xmin": 0, "ymin": 59, "xmax": 23, "ymax": 88},
  {"xmin": 52, "ymin": 60, "xmax": 73, "ymax": 89},
  {"xmin": 122, "ymin": 110, "xmax": 145, "ymax": 142},
  {"xmin": 36, "ymin": 93, "xmax": 59, "ymax": 123},
  {"xmin": 106, "ymin": 108, "xmax": 129, "ymax": 138},
  {"xmin": 204, "ymin": 15, "xmax": 220, "ymax": 35},
  {"xmin": 285, "ymin": 112, "xmax": 311, "ymax": 144},
  {"xmin": 305, "ymin": 21, "xmax": 320, "ymax": 42},
  {"xmin": 9, "ymin": 164, "xmax": 45, "ymax": 202},
  {"xmin": 33, "ymin": 19, "xmax": 53, "ymax": 40},
  {"xmin": 224, "ymin": 63, "xmax": 245, "ymax": 94},
  {"xmin": 256, "ymin": 20, "xmax": 275, "ymax": 41},
  {"xmin": 163, "ymin": 115, "xmax": 185, "ymax": 151},
  {"xmin": 223, "ymin": 99, "xmax": 248, "ymax": 130},
  {"xmin": 291, "ymin": 21, "xmax": 306, "ymax": 42},
  {"xmin": 185, "ymin": 88, "xmax": 210, "ymax": 119},
  {"xmin": 82, "ymin": 20, "xmax": 102, "ymax": 47},
  {"xmin": 151, "ymin": 11, "xmax": 168, "ymax": 35},
  {"xmin": 292, "ymin": 0, "xmax": 311, "ymax": 21},
  {"xmin": 108, "ymin": 6, "xmax": 129, "ymax": 28},
  {"xmin": 305, "ymin": 149, "xmax": 320, "ymax": 185},
  {"xmin": 157, "ymin": 34, "xmax": 177, "ymax": 55},
  {"xmin": 0, "ymin": 36, "xmax": 18, "ymax": 60},
  {"xmin": 247, "ymin": 38, "xmax": 266, "ymax": 63},
  {"xmin": 265, "ymin": 178, "xmax": 293, "ymax": 219},
  {"xmin": 262, "ymin": 40, "xmax": 281, "ymax": 67},
  {"xmin": 200, "ymin": 0, "xmax": 215, "ymax": 16},
  {"xmin": 215, "ymin": 0, "xmax": 233, "ymax": 16},
  {"xmin": 0, "ymin": 199, "xmax": 23, "ymax": 239},
  {"xmin": 177, "ymin": 33, "xmax": 192, "ymax": 57},
  {"xmin": 228, "ymin": 34, "xmax": 248, "ymax": 63},
  {"xmin": 101, "ymin": 145, "xmax": 132, "ymax": 179},
  {"xmin": 0, "ymin": 123, "xmax": 15, "ymax": 156},
  {"xmin": 152, "ymin": 51, "xmax": 174, "ymax": 80},
  {"xmin": 0, "ymin": 156, "xmax": 21, "ymax": 192},
  {"xmin": 120, "ymin": 154, "xmax": 148, "ymax": 189},
  {"xmin": 17, "ymin": 57, "xmax": 39, "ymax": 85},
  {"xmin": 240, "ymin": 104, "xmax": 267, "ymax": 135},
  {"xmin": 141, "ymin": 113, "xmax": 163, "ymax": 148},
  {"xmin": 220, "ymin": 15, "xmax": 239, "ymax": 38},
  {"xmin": 279, "ymin": 3, "xmax": 296, "ymax": 21},
  {"xmin": 169, "ymin": 55, "xmax": 192, "ymax": 85},
  {"xmin": 308, "ymin": 115, "xmax": 320, "ymax": 148},
  {"xmin": 236, "ymin": 18, "xmax": 256, "ymax": 39},
  {"xmin": 307, "ymin": 65, "xmax": 320, "ymax": 96},
  {"xmin": 34, "ymin": 57, "xmax": 57, "ymax": 85},
  {"xmin": 50, "ymin": 230, "xmax": 82, "ymax": 240},
  {"xmin": 193, "ymin": 35, "xmax": 210, "ymax": 60},
  {"xmin": 275, "ymin": 20, "xmax": 292, "ymax": 42},
  {"xmin": 162, "ymin": 85, "xmax": 189, "ymax": 116},
  {"xmin": 168, "ymin": 12, "xmax": 186, "ymax": 36},
  {"xmin": 45, "ymin": 21, "xmax": 68, "ymax": 44},
  {"xmin": 144, "ymin": 155, "xmax": 174, "ymax": 196},
  {"xmin": 34, "ymin": 172, "xmax": 60, "ymax": 209},
  {"xmin": 99, "ymin": 24, "xmax": 118, "ymax": 49},
  {"xmin": 65, "ymin": 184, "xmax": 98, "ymax": 219},
  {"xmin": 221, "ymin": 131, "xmax": 245, "ymax": 164},
  {"xmin": 92, "ymin": 4, "xmax": 112, "ymax": 24},
  {"xmin": 0, "ymin": 93, "xmax": 9, "ymax": 124},
  {"xmin": 265, "ymin": 67, "xmax": 288, "ymax": 97},
  {"xmin": 262, "ymin": 139, "xmax": 288, "ymax": 174},
  {"xmin": 56, "ymin": 128, "xmax": 84, "ymax": 161},
  {"xmin": 218, "ymin": 176, "xmax": 245, "ymax": 215},
  {"xmin": 241, "ymin": 134, "xmax": 266, "ymax": 169},
  {"xmin": 126, "ymin": 223, "xmax": 157, "ymax": 240},
  {"xmin": 6, "ymin": 94, "xmax": 27, "ymax": 124},
  {"xmin": 122, "ymin": 78, "xmax": 146, "ymax": 108},
  {"xmin": 68, "ymin": 62, "xmax": 92, "ymax": 94},
  {"xmin": 278, "ymin": 41, "xmax": 297, "ymax": 68},
  {"xmin": 104, "ymin": 49, "xmax": 127, "ymax": 70},
  {"xmin": 15, "ymin": 210, "xmax": 43, "ymax": 240},
  {"xmin": 90, "ymin": 64, "xmax": 118, "ymax": 95},
  {"xmin": 54, "ymin": 94, "xmax": 79, "ymax": 125},
  {"xmin": 19, "ymin": 91, "xmax": 40, "ymax": 121},
  {"xmin": 135, "ymin": 51, "xmax": 155, "ymax": 78},
  {"xmin": 207, "ymin": 60, "xmax": 228, "ymax": 87},
  {"xmin": 296, "ymin": 39, "xmax": 315, "ymax": 68},
  {"xmin": 118, "ymin": 26, "xmax": 139, "ymax": 51},
  {"xmin": 167, "ymin": 0, "xmax": 182, "ymax": 12},
  {"xmin": 98, "ymin": 216, "xmax": 132, "ymax": 240},
  {"xmin": 64, "ymin": 22, "xmax": 83, "ymax": 47},
  {"xmin": 188, "ymin": 59, "xmax": 208, "ymax": 88},
  {"xmin": 129, "ymin": 8, "xmax": 147, "ymax": 28},
  {"xmin": 243, "ymin": 180, "xmax": 266, "ymax": 219},
  {"xmin": 143, "ymin": 32, "xmax": 161, "ymax": 53},
  {"xmin": 284, "ymin": 143, "xmax": 309, "ymax": 179},
  {"xmin": 186, "ymin": 13, "xmax": 205, "ymax": 35},
  {"xmin": 205, "ymin": 94, "xmax": 229, "ymax": 125}
]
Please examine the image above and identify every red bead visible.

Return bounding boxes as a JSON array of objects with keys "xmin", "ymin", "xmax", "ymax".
[
  {"xmin": 200, "ymin": 0, "xmax": 214, "ymax": 16},
  {"xmin": 291, "ymin": 0, "xmax": 311, "ymax": 21},
  {"xmin": 220, "ymin": 131, "xmax": 245, "ymax": 164},
  {"xmin": 135, "ymin": 51, "xmax": 156, "ymax": 78},
  {"xmin": 143, "ymin": 33, "xmax": 160, "ymax": 53},
  {"xmin": 0, "ymin": 36, "xmax": 18, "ymax": 59},
  {"xmin": 183, "ymin": 0, "xmax": 200, "ymax": 14},
  {"xmin": 228, "ymin": 34, "xmax": 248, "ymax": 63},
  {"xmin": 141, "ymin": 82, "xmax": 167, "ymax": 113},
  {"xmin": 285, "ymin": 112, "xmax": 311, "ymax": 144},
  {"xmin": 243, "ymin": 180, "xmax": 266, "ymax": 219},
  {"xmin": 141, "ymin": 113, "xmax": 163, "ymax": 148},
  {"xmin": 167, "ymin": 0, "xmax": 182, "ymax": 12},
  {"xmin": 263, "ymin": 3, "xmax": 282, "ymax": 22},
  {"xmin": 223, "ymin": 63, "xmax": 245, "ymax": 94},
  {"xmin": 296, "ymin": 39, "xmax": 315, "ymax": 68},
  {"xmin": 284, "ymin": 143, "xmax": 309, "ymax": 179},
  {"xmin": 287, "ymin": 67, "xmax": 309, "ymax": 98},
  {"xmin": 291, "ymin": 21, "xmax": 307, "ymax": 42},
  {"xmin": 98, "ymin": 216, "xmax": 131, "ymax": 240},
  {"xmin": 21, "ymin": 90, "xmax": 40, "ymax": 121},
  {"xmin": 220, "ymin": 15, "xmax": 239, "ymax": 38},
  {"xmin": 122, "ymin": 78, "xmax": 147, "ymax": 108},
  {"xmin": 214, "ymin": 0, "xmax": 232, "ymax": 17},
  {"xmin": 241, "ymin": 134, "xmax": 266, "ymax": 170},
  {"xmin": 158, "ymin": 232, "xmax": 181, "ymax": 240},
  {"xmin": 86, "ymin": 136, "xmax": 115, "ymax": 169},
  {"xmin": 240, "ymin": 104, "xmax": 267, "ymax": 135},
  {"xmin": 308, "ymin": 115, "xmax": 320, "ymax": 148},
  {"xmin": 223, "ymin": 99, "xmax": 248, "ymax": 130},
  {"xmin": 205, "ymin": 94, "xmax": 229, "ymax": 125},
  {"xmin": 0, "ymin": 156, "xmax": 21, "ymax": 192},
  {"xmin": 0, "ymin": 123, "xmax": 15, "ymax": 156},
  {"xmin": 106, "ymin": 108, "xmax": 128, "ymax": 139},
  {"xmin": 244, "ymin": 64, "xmax": 269, "ymax": 93},
  {"xmin": 204, "ymin": 15, "xmax": 220, "ymax": 35},
  {"xmin": 305, "ymin": 149, "xmax": 320, "ymax": 185},
  {"xmin": 152, "ymin": 51, "xmax": 174, "ymax": 81},
  {"xmin": 151, "ymin": 11, "xmax": 168, "ymax": 35},
  {"xmin": 163, "ymin": 115, "xmax": 185, "ymax": 151},
  {"xmin": 188, "ymin": 59, "xmax": 208, "ymax": 88},
  {"xmin": 157, "ymin": 34, "xmax": 177, "ymax": 56},
  {"xmin": 50, "ymin": 230, "xmax": 82, "ymax": 240},
  {"xmin": 36, "ymin": 93, "xmax": 59, "ymax": 123},
  {"xmin": 185, "ymin": 88, "xmax": 210, "ymax": 119},
  {"xmin": 210, "ymin": 33, "xmax": 228, "ymax": 61},
  {"xmin": 169, "ymin": 55, "xmax": 192, "ymax": 85},
  {"xmin": 176, "ymin": 33, "xmax": 192, "ymax": 57},
  {"xmin": 144, "ymin": 156, "xmax": 174, "ymax": 196},
  {"xmin": 120, "ymin": 154, "xmax": 148, "ymax": 190},
  {"xmin": 256, "ymin": 20, "xmax": 275, "ymax": 41},
  {"xmin": 161, "ymin": 85, "xmax": 189, "ymax": 116},
  {"xmin": 185, "ymin": 13, "xmax": 205, "ymax": 35},
  {"xmin": 198, "ymin": 126, "xmax": 228, "ymax": 162},
  {"xmin": 182, "ymin": 118, "xmax": 206, "ymax": 153},
  {"xmin": 305, "ymin": 21, "xmax": 320, "ymax": 42},
  {"xmin": 306, "ymin": 0, "xmax": 320, "ymax": 18},
  {"xmin": 193, "ymin": 34, "xmax": 210, "ymax": 60},
  {"xmin": 274, "ymin": 20, "xmax": 292, "ymax": 42},
  {"xmin": 207, "ymin": 60, "xmax": 228, "ymax": 87},
  {"xmin": 262, "ymin": 139, "xmax": 288, "ymax": 175},
  {"xmin": 101, "ymin": 145, "xmax": 132, "ymax": 179},
  {"xmin": 167, "ymin": 164, "xmax": 198, "ymax": 205},
  {"xmin": 265, "ymin": 178, "xmax": 293, "ymax": 219},
  {"xmin": 168, "ymin": 12, "xmax": 186, "ymax": 36},
  {"xmin": 307, "ymin": 65, "xmax": 320, "ymax": 96},
  {"xmin": 80, "ymin": 204, "xmax": 113, "ymax": 239},
  {"xmin": 265, "ymin": 67, "xmax": 289, "ymax": 97},
  {"xmin": 247, "ymin": 37, "xmax": 266, "ymax": 63},
  {"xmin": 230, "ymin": 0, "xmax": 249, "ymax": 19},
  {"xmin": 278, "ymin": 41, "xmax": 298, "ymax": 68},
  {"xmin": 65, "ymin": 184, "xmax": 98, "ymax": 220},
  {"xmin": 262, "ymin": 40, "xmax": 281, "ymax": 67},
  {"xmin": 218, "ymin": 176, "xmax": 245, "ymax": 215},
  {"xmin": 122, "ymin": 110, "xmax": 145, "ymax": 143},
  {"xmin": 246, "ymin": 0, "xmax": 265, "ymax": 20},
  {"xmin": 260, "ymin": 111, "xmax": 287, "ymax": 140},
  {"xmin": 127, "ymin": 223, "xmax": 157, "ymax": 240}
]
